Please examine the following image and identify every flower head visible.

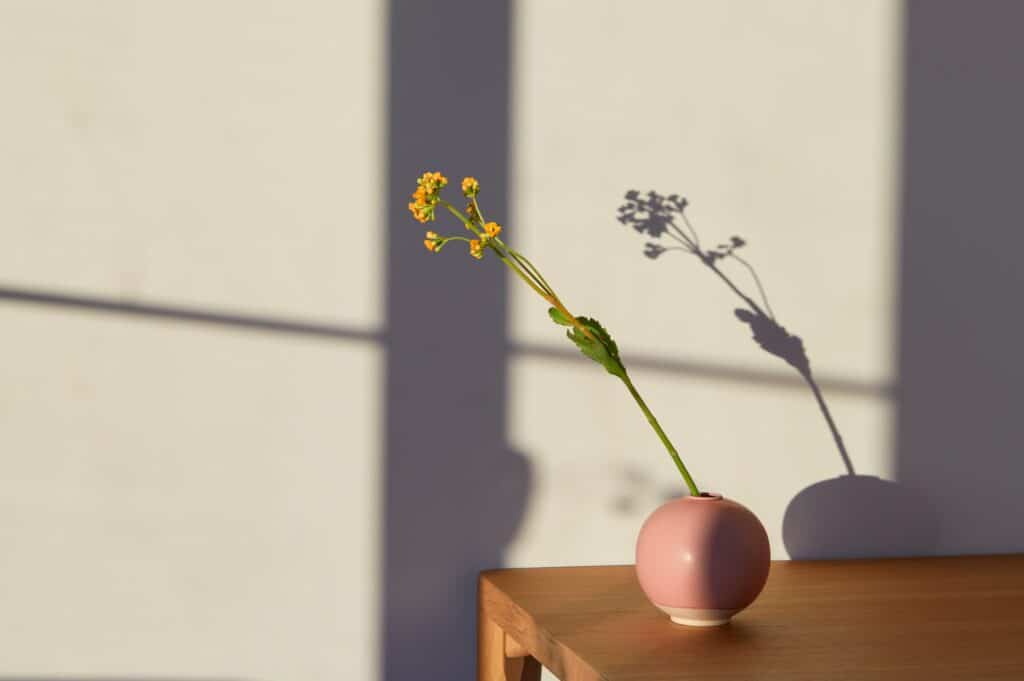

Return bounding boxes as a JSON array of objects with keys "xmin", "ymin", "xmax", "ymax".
[
  {"xmin": 469, "ymin": 239, "xmax": 484, "ymax": 260},
  {"xmin": 419, "ymin": 171, "xmax": 448, "ymax": 192},
  {"xmin": 424, "ymin": 230, "xmax": 442, "ymax": 252},
  {"xmin": 461, "ymin": 177, "xmax": 480, "ymax": 198},
  {"xmin": 408, "ymin": 171, "xmax": 448, "ymax": 223},
  {"xmin": 484, "ymin": 221, "xmax": 502, "ymax": 238}
]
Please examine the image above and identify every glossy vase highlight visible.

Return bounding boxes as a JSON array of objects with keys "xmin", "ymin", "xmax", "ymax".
[{"xmin": 635, "ymin": 494, "xmax": 770, "ymax": 626}]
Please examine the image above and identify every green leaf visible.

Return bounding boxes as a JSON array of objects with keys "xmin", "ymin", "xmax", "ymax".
[
  {"xmin": 564, "ymin": 315, "xmax": 627, "ymax": 379},
  {"xmin": 548, "ymin": 307, "xmax": 573, "ymax": 326}
]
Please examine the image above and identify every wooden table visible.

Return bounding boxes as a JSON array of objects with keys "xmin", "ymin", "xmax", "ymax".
[{"xmin": 478, "ymin": 555, "xmax": 1024, "ymax": 680}]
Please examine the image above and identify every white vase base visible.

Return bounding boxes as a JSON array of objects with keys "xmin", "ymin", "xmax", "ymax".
[{"xmin": 656, "ymin": 603, "xmax": 739, "ymax": 627}]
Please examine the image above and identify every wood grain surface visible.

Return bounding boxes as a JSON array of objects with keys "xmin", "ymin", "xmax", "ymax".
[{"xmin": 478, "ymin": 555, "xmax": 1024, "ymax": 680}]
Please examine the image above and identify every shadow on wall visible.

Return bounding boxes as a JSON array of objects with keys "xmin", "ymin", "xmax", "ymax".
[
  {"xmin": 895, "ymin": 0, "xmax": 1024, "ymax": 556},
  {"xmin": 615, "ymin": 191, "xmax": 940, "ymax": 558},
  {"xmin": 618, "ymin": 0, "xmax": 1024, "ymax": 560},
  {"xmin": 783, "ymin": 476, "xmax": 937, "ymax": 558},
  {"xmin": 0, "ymin": 286, "xmax": 381, "ymax": 342},
  {"xmin": 384, "ymin": 2, "xmax": 529, "ymax": 681}
]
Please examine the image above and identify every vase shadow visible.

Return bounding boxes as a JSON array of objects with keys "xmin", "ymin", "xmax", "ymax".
[{"xmin": 782, "ymin": 474, "xmax": 938, "ymax": 559}]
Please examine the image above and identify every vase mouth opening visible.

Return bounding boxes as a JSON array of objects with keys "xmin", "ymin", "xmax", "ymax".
[{"xmin": 688, "ymin": 492, "xmax": 723, "ymax": 501}]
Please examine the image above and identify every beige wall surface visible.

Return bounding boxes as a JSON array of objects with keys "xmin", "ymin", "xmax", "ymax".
[
  {"xmin": 0, "ymin": 0, "xmax": 382, "ymax": 325},
  {"xmin": 4, "ymin": 2, "xmax": 1023, "ymax": 681},
  {"xmin": 506, "ymin": 0, "xmax": 901, "ymax": 568},
  {"xmin": 0, "ymin": 2, "xmax": 384, "ymax": 680}
]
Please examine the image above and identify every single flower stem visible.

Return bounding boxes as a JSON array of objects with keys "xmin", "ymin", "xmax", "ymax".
[
  {"xmin": 441, "ymin": 200, "xmax": 483, "ymax": 237},
  {"xmin": 500, "ymin": 251, "xmax": 691, "ymax": 490},
  {"xmin": 471, "ymin": 196, "xmax": 487, "ymax": 224},
  {"xmin": 546, "ymin": 285, "xmax": 687, "ymax": 488},
  {"xmin": 621, "ymin": 372, "xmax": 700, "ymax": 496},
  {"xmin": 439, "ymin": 191, "xmax": 695, "ymax": 493}
]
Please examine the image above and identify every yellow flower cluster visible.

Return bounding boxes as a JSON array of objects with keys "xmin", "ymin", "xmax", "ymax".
[
  {"xmin": 409, "ymin": 172, "xmax": 502, "ymax": 261},
  {"xmin": 408, "ymin": 171, "xmax": 448, "ymax": 223},
  {"xmin": 469, "ymin": 223, "xmax": 502, "ymax": 261}
]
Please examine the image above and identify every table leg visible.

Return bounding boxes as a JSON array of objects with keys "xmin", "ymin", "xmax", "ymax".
[{"xmin": 478, "ymin": 613, "xmax": 542, "ymax": 681}]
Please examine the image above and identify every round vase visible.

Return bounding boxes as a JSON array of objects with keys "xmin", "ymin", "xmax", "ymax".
[{"xmin": 635, "ymin": 494, "xmax": 770, "ymax": 626}]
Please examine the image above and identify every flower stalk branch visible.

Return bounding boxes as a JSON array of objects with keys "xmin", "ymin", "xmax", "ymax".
[{"xmin": 409, "ymin": 172, "xmax": 700, "ymax": 495}]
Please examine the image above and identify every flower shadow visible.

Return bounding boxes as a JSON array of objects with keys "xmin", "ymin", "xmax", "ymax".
[
  {"xmin": 615, "ymin": 190, "xmax": 938, "ymax": 558},
  {"xmin": 616, "ymin": 190, "xmax": 854, "ymax": 478}
]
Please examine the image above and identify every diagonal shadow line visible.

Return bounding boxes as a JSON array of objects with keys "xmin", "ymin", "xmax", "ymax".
[
  {"xmin": 0, "ymin": 284, "xmax": 382, "ymax": 343},
  {"xmin": 511, "ymin": 341, "xmax": 893, "ymax": 398}
]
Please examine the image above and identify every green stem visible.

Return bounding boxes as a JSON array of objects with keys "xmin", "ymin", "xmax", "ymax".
[
  {"xmin": 443, "ymin": 194, "xmax": 696, "ymax": 493},
  {"xmin": 471, "ymin": 196, "xmax": 487, "ymax": 225},
  {"xmin": 620, "ymin": 372, "xmax": 700, "ymax": 496},
  {"xmin": 494, "ymin": 242, "xmax": 551, "ymax": 298},
  {"xmin": 495, "ymin": 250, "xmax": 550, "ymax": 299},
  {"xmin": 506, "ymin": 247, "xmax": 555, "ymax": 297},
  {"xmin": 509, "ymin": 251, "xmax": 553, "ymax": 297},
  {"xmin": 440, "ymin": 200, "xmax": 483, "ymax": 237}
]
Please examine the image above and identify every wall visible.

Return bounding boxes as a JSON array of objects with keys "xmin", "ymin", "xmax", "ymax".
[
  {"xmin": 1, "ymin": 2, "xmax": 1022, "ymax": 681},
  {"xmin": 0, "ymin": 2, "xmax": 384, "ymax": 680},
  {"xmin": 507, "ymin": 0, "xmax": 901, "ymax": 566}
]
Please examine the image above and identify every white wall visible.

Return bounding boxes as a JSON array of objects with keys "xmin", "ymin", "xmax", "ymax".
[
  {"xmin": 506, "ymin": 0, "xmax": 902, "ymax": 566},
  {"xmin": 4, "ymin": 2, "xmax": 1022, "ymax": 681},
  {"xmin": 0, "ymin": 2, "xmax": 384, "ymax": 680}
]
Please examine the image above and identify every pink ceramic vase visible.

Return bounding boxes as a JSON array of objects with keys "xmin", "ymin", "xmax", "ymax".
[{"xmin": 635, "ymin": 494, "xmax": 770, "ymax": 626}]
